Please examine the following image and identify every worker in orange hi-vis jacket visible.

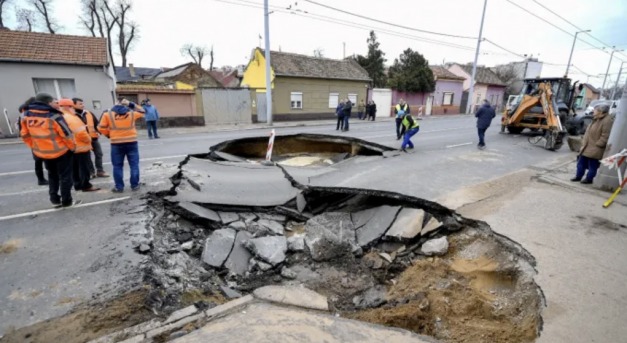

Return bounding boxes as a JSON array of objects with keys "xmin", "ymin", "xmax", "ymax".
[
  {"xmin": 20, "ymin": 93, "xmax": 79, "ymax": 207},
  {"xmin": 98, "ymin": 97, "xmax": 145, "ymax": 193},
  {"xmin": 59, "ymin": 98, "xmax": 100, "ymax": 193}
]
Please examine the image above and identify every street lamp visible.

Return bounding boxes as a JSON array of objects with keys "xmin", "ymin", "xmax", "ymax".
[
  {"xmin": 565, "ymin": 29, "xmax": 591, "ymax": 77},
  {"xmin": 610, "ymin": 61, "xmax": 626, "ymax": 100},
  {"xmin": 601, "ymin": 47, "xmax": 624, "ymax": 98}
]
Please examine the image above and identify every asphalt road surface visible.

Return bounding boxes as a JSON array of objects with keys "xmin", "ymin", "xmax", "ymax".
[{"xmin": 0, "ymin": 115, "xmax": 575, "ymax": 335}]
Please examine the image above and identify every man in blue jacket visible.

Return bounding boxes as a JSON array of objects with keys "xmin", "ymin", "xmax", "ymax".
[
  {"xmin": 143, "ymin": 99, "xmax": 160, "ymax": 139},
  {"xmin": 475, "ymin": 100, "xmax": 496, "ymax": 150}
]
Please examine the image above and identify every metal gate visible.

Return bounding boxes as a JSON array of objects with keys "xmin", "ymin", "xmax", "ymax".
[
  {"xmin": 256, "ymin": 92, "xmax": 267, "ymax": 122},
  {"xmin": 199, "ymin": 88, "xmax": 252, "ymax": 125},
  {"xmin": 460, "ymin": 91, "xmax": 469, "ymax": 114},
  {"xmin": 371, "ymin": 88, "xmax": 392, "ymax": 117}
]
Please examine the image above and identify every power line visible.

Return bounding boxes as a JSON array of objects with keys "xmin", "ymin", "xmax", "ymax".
[{"xmin": 303, "ymin": 0, "xmax": 478, "ymax": 40}]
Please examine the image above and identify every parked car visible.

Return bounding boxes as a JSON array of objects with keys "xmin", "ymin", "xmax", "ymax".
[{"xmin": 568, "ymin": 100, "xmax": 620, "ymax": 135}]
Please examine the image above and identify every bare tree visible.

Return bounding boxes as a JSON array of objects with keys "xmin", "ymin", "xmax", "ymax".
[
  {"xmin": 493, "ymin": 64, "xmax": 521, "ymax": 99},
  {"xmin": 31, "ymin": 0, "xmax": 58, "ymax": 34},
  {"xmin": 16, "ymin": 8, "xmax": 37, "ymax": 31},
  {"xmin": 313, "ymin": 48, "xmax": 324, "ymax": 58},
  {"xmin": 0, "ymin": 0, "xmax": 10, "ymax": 29},
  {"xmin": 79, "ymin": 0, "xmax": 126, "ymax": 67},
  {"xmin": 111, "ymin": 0, "xmax": 137, "ymax": 68},
  {"xmin": 180, "ymin": 44, "xmax": 208, "ymax": 67}
]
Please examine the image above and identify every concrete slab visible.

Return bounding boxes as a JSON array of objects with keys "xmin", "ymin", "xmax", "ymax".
[
  {"xmin": 218, "ymin": 211, "xmax": 240, "ymax": 224},
  {"xmin": 385, "ymin": 208, "xmax": 425, "ymax": 240},
  {"xmin": 355, "ymin": 206, "xmax": 402, "ymax": 247},
  {"xmin": 201, "ymin": 228, "xmax": 236, "ymax": 268},
  {"xmin": 174, "ymin": 303, "xmax": 437, "ymax": 343},
  {"xmin": 256, "ymin": 219, "xmax": 285, "ymax": 235},
  {"xmin": 177, "ymin": 202, "xmax": 221, "ymax": 223},
  {"xmin": 253, "ymin": 285, "xmax": 328, "ymax": 311},
  {"xmin": 246, "ymin": 236, "xmax": 287, "ymax": 266},
  {"xmin": 171, "ymin": 158, "xmax": 300, "ymax": 207},
  {"xmin": 421, "ymin": 217, "xmax": 443, "ymax": 236},
  {"xmin": 224, "ymin": 231, "xmax": 253, "ymax": 275}
]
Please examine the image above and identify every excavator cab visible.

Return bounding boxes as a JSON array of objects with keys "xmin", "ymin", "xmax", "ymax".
[{"xmin": 501, "ymin": 77, "xmax": 579, "ymax": 151}]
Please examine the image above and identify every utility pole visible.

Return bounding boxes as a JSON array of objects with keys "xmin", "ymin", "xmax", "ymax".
[
  {"xmin": 595, "ymin": 76, "xmax": 627, "ymax": 191},
  {"xmin": 264, "ymin": 0, "xmax": 273, "ymax": 125},
  {"xmin": 565, "ymin": 29, "xmax": 591, "ymax": 77},
  {"xmin": 610, "ymin": 61, "xmax": 625, "ymax": 100},
  {"xmin": 466, "ymin": 0, "xmax": 488, "ymax": 114},
  {"xmin": 601, "ymin": 47, "xmax": 623, "ymax": 98}
]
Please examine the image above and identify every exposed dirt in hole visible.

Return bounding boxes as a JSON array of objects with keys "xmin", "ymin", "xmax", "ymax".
[
  {"xmin": 0, "ymin": 290, "xmax": 154, "ymax": 343},
  {"xmin": 346, "ymin": 232, "xmax": 542, "ymax": 343}
]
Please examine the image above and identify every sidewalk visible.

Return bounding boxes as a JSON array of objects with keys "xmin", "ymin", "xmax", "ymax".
[
  {"xmin": 437, "ymin": 156, "xmax": 627, "ymax": 343},
  {"xmin": 0, "ymin": 114, "xmax": 469, "ymax": 145}
]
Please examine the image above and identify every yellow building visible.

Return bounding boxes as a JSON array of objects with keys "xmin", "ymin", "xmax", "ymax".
[{"xmin": 241, "ymin": 48, "xmax": 371, "ymax": 122}]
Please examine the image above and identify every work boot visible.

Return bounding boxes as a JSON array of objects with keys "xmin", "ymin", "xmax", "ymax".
[
  {"xmin": 82, "ymin": 186, "xmax": 101, "ymax": 192},
  {"xmin": 96, "ymin": 171, "xmax": 110, "ymax": 178},
  {"xmin": 38, "ymin": 179, "xmax": 49, "ymax": 186},
  {"xmin": 111, "ymin": 188, "xmax": 124, "ymax": 193},
  {"xmin": 62, "ymin": 200, "xmax": 82, "ymax": 208},
  {"xmin": 570, "ymin": 177, "xmax": 582, "ymax": 182},
  {"xmin": 580, "ymin": 179, "xmax": 593, "ymax": 184}
]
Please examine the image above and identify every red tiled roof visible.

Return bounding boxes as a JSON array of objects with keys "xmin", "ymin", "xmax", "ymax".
[
  {"xmin": 0, "ymin": 30, "xmax": 108, "ymax": 66},
  {"xmin": 430, "ymin": 66, "xmax": 465, "ymax": 81}
]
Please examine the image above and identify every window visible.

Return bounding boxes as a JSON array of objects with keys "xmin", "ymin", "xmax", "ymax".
[
  {"xmin": 442, "ymin": 92, "xmax": 454, "ymax": 106},
  {"xmin": 290, "ymin": 92, "xmax": 303, "ymax": 109},
  {"xmin": 329, "ymin": 93, "xmax": 339, "ymax": 108},
  {"xmin": 348, "ymin": 93, "xmax": 357, "ymax": 105},
  {"xmin": 33, "ymin": 78, "xmax": 76, "ymax": 99}
]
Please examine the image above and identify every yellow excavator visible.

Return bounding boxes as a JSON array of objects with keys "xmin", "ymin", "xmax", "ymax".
[{"xmin": 501, "ymin": 77, "xmax": 581, "ymax": 151}]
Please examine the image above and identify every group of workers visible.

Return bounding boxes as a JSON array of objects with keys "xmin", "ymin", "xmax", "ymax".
[{"xmin": 19, "ymin": 93, "xmax": 145, "ymax": 207}]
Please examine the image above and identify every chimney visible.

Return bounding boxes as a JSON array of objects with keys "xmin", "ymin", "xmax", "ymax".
[{"xmin": 129, "ymin": 63, "xmax": 136, "ymax": 77}]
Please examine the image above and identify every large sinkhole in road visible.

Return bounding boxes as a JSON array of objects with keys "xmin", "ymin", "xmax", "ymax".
[
  {"xmin": 197, "ymin": 133, "xmax": 396, "ymax": 167},
  {"xmin": 137, "ymin": 134, "xmax": 547, "ymax": 342}
]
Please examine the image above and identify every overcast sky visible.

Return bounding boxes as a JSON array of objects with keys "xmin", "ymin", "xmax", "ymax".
[{"xmin": 4, "ymin": 0, "xmax": 627, "ymax": 87}]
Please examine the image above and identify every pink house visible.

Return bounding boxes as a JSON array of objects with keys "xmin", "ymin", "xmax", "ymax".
[
  {"xmin": 387, "ymin": 66, "xmax": 465, "ymax": 116},
  {"xmin": 447, "ymin": 64, "xmax": 506, "ymax": 112}
]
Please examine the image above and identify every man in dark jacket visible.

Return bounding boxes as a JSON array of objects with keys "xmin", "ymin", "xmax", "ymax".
[
  {"xmin": 475, "ymin": 100, "xmax": 496, "ymax": 149},
  {"xmin": 342, "ymin": 98, "xmax": 352, "ymax": 131},
  {"xmin": 336, "ymin": 100, "xmax": 345, "ymax": 131}
]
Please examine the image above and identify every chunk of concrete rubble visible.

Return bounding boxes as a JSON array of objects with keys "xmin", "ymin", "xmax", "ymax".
[
  {"xmin": 258, "ymin": 213, "xmax": 287, "ymax": 223},
  {"xmin": 379, "ymin": 252, "xmax": 394, "ymax": 263},
  {"xmin": 228, "ymin": 220, "xmax": 247, "ymax": 230},
  {"xmin": 420, "ymin": 237, "xmax": 449, "ymax": 256},
  {"xmin": 224, "ymin": 231, "xmax": 253, "ymax": 275},
  {"xmin": 385, "ymin": 208, "xmax": 425, "ymax": 240},
  {"xmin": 180, "ymin": 241, "xmax": 193, "ymax": 251},
  {"xmin": 296, "ymin": 192, "xmax": 307, "ymax": 213},
  {"xmin": 287, "ymin": 234, "xmax": 305, "ymax": 252},
  {"xmin": 256, "ymin": 219, "xmax": 285, "ymax": 235},
  {"xmin": 246, "ymin": 236, "xmax": 287, "ymax": 266},
  {"xmin": 355, "ymin": 206, "xmax": 402, "ymax": 247},
  {"xmin": 138, "ymin": 244, "xmax": 151, "ymax": 253},
  {"xmin": 280, "ymin": 267, "xmax": 297, "ymax": 279},
  {"xmin": 239, "ymin": 213, "xmax": 257, "ymax": 224},
  {"xmin": 353, "ymin": 285, "xmax": 388, "ymax": 309},
  {"xmin": 218, "ymin": 211, "xmax": 240, "ymax": 225},
  {"xmin": 378, "ymin": 242, "xmax": 406, "ymax": 253},
  {"xmin": 201, "ymin": 228, "xmax": 236, "ymax": 267},
  {"xmin": 220, "ymin": 285, "xmax": 242, "ymax": 299},
  {"xmin": 177, "ymin": 202, "xmax": 221, "ymax": 223},
  {"xmin": 304, "ymin": 212, "xmax": 356, "ymax": 261},
  {"xmin": 421, "ymin": 217, "xmax": 443, "ymax": 236},
  {"xmin": 253, "ymin": 285, "xmax": 329, "ymax": 311}
]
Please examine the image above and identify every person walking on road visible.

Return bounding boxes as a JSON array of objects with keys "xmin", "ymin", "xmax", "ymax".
[
  {"xmin": 475, "ymin": 99, "xmax": 496, "ymax": 150},
  {"xmin": 18, "ymin": 98, "xmax": 48, "ymax": 186},
  {"xmin": 357, "ymin": 99, "xmax": 366, "ymax": 120},
  {"xmin": 342, "ymin": 98, "xmax": 353, "ymax": 131},
  {"xmin": 59, "ymin": 99, "xmax": 99, "ymax": 192},
  {"xmin": 20, "ymin": 93, "xmax": 78, "ymax": 207},
  {"xmin": 98, "ymin": 97, "xmax": 145, "ymax": 193},
  {"xmin": 571, "ymin": 104, "xmax": 614, "ymax": 184},
  {"xmin": 399, "ymin": 112, "xmax": 420, "ymax": 152},
  {"xmin": 73, "ymin": 98, "xmax": 109, "ymax": 178},
  {"xmin": 395, "ymin": 99, "xmax": 410, "ymax": 140},
  {"xmin": 336, "ymin": 99, "xmax": 345, "ymax": 131},
  {"xmin": 143, "ymin": 99, "xmax": 160, "ymax": 139},
  {"xmin": 367, "ymin": 100, "xmax": 377, "ymax": 121}
]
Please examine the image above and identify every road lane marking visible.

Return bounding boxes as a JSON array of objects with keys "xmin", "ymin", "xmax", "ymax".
[
  {"xmin": 0, "ymin": 196, "xmax": 130, "ymax": 222},
  {"xmin": 0, "ymin": 155, "xmax": 186, "ymax": 177},
  {"xmin": 446, "ymin": 142, "xmax": 473, "ymax": 148}
]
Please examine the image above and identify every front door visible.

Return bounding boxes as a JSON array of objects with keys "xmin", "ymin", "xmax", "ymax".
[
  {"xmin": 256, "ymin": 92, "xmax": 267, "ymax": 123},
  {"xmin": 426, "ymin": 96, "xmax": 434, "ymax": 115}
]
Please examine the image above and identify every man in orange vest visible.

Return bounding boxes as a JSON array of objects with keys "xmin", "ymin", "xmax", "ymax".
[
  {"xmin": 73, "ymin": 98, "xmax": 110, "ymax": 178},
  {"xmin": 20, "ymin": 93, "xmax": 78, "ymax": 207},
  {"xmin": 18, "ymin": 98, "xmax": 48, "ymax": 186},
  {"xmin": 98, "ymin": 97, "xmax": 145, "ymax": 193},
  {"xmin": 59, "ymin": 98, "xmax": 100, "ymax": 192}
]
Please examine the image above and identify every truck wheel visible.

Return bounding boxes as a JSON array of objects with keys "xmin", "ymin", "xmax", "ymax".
[{"xmin": 507, "ymin": 126, "xmax": 524, "ymax": 134}]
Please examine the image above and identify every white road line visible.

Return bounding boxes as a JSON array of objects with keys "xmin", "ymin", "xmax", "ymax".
[
  {"xmin": 0, "ymin": 154, "xmax": 186, "ymax": 177},
  {"xmin": 0, "ymin": 196, "xmax": 130, "ymax": 222},
  {"xmin": 446, "ymin": 142, "xmax": 473, "ymax": 148}
]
